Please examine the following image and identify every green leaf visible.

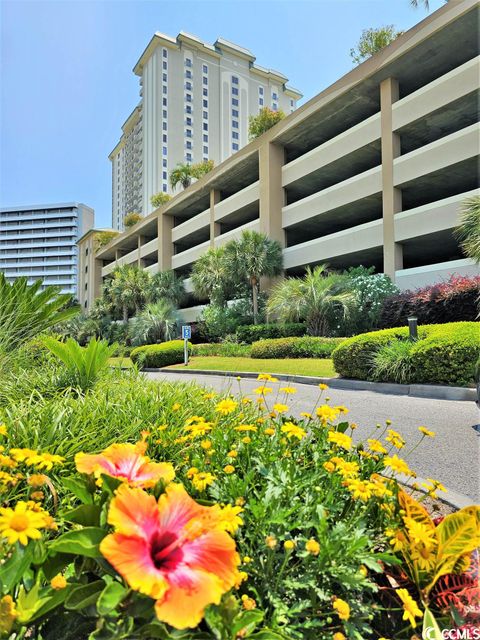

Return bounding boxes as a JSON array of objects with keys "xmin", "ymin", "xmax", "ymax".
[
  {"xmin": 0, "ymin": 543, "xmax": 33, "ymax": 593},
  {"xmin": 422, "ymin": 607, "xmax": 443, "ymax": 640},
  {"xmin": 42, "ymin": 552, "xmax": 75, "ymax": 580},
  {"xmin": 17, "ymin": 584, "xmax": 73, "ymax": 623},
  {"xmin": 250, "ymin": 631, "xmax": 288, "ymax": 640},
  {"xmin": 100, "ymin": 474, "xmax": 123, "ymax": 495},
  {"xmin": 63, "ymin": 504, "xmax": 101, "ymax": 527},
  {"xmin": 231, "ymin": 610, "xmax": 264, "ymax": 636},
  {"xmin": 62, "ymin": 476, "xmax": 94, "ymax": 504},
  {"xmin": 48, "ymin": 527, "xmax": 106, "ymax": 558},
  {"xmin": 96, "ymin": 581, "xmax": 128, "ymax": 616},
  {"xmin": 65, "ymin": 581, "xmax": 105, "ymax": 610}
]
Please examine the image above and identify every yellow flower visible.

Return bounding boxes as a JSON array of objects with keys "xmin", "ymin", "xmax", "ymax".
[
  {"xmin": 323, "ymin": 461, "xmax": 335, "ymax": 473},
  {"xmin": 234, "ymin": 424, "xmax": 257, "ymax": 432},
  {"xmin": 279, "ymin": 386, "xmax": 297, "ymax": 394},
  {"xmin": 0, "ymin": 454, "xmax": 16, "ymax": 468},
  {"xmin": 283, "ymin": 540, "xmax": 295, "ymax": 551},
  {"xmin": 384, "ymin": 454, "xmax": 413, "ymax": 476},
  {"xmin": 257, "ymin": 373, "xmax": 274, "ymax": 381},
  {"xmin": 300, "ymin": 412, "xmax": 312, "ymax": 419},
  {"xmin": 243, "ymin": 556, "xmax": 252, "ymax": 564},
  {"xmin": 235, "ymin": 497, "xmax": 246, "ymax": 506},
  {"xmin": 386, "ymin": 429, "xmax": 405, "ymax": 449},
  {"xmin": 411, "ymin": 544, "xmax": 437, "ymax": 571},
  {"xmin": 172, "ymin": 402, "xmax": 181, "ymax": 411},
  {"xmin": 218, "ymin": 504, "xmax": 243, "ymax": 534},
  {"xmin": 273, "ymin": 403, "xmax": 289, "ymax": 414},
  {"xmin": 0, "ymin": 595, "xmax": 17, "ymax": 635},
  {"xmin": 265, "ymin": 535, "xmax": 277, "ymax": 549},
  {"xmin": 156, "ymin": 424, "xmax": 168, "ymax": 431},
  {"xmin": 396, "ymin": 588, "xmax": 422, "ymax": 628},
  {"xmin": 30, "ymin": 491, "xmax": 44, "ymax": 501},
  {"xmin": 333, "ymin": 634, "xmax": 346, "ymax": 640},
  {"xmin": 281, "ymin": 422, "xmax": 306, "ymax": 440},
  {"xmin": 0, "ymin": 424, "xmax": 7, "ymax": 437},
  {"xmin": 333, "ymin": 598, "xmax": 350, "ymax": 621},
  {"xmin": 223, "ymin": 465, "xmax": 235, "ymax": 475},
  {"xmin": 346, "ymin": 479, "xmax": 375, "ymax": 502},
  {"xmin": 241, "ymin": 594, "xmax": 256, "ymax": 610},
  {"xmin": 418, "ymin": 426, "xmax": 435, "ymax": 438},
  {"xmin": 0, "ymin": 471, "xmax": 17, "ymax": 487},
  {"xmin": 254, "ymin": 386, "xmax": 272, "ymax": 395},
  {"xmin": 200, "ymin": 439, "xmax": 212, "ymax": 450},
  {"xmin": 185, "ymin": 421, "xmax": 213, "ymax": 437},
  {"xmin": 242, "ymin": 436, "xmax": 252, "ymax": 444},
  {"xmin": 359, "ymin": 565, "xmax": 368, "ymax": 577},
  {"xmin": 27, "ymin": 452, "xmax": 64, "ymax": 471},
  {"xmin": 264, "ymin": 427, "xmax": 275, "ymax": 436},
  {"xmin": 327, "ymin": 431, "xmax": 352, "ymax": 451},
  {"xmin": 319, "ymin": 383, "xmax": 329, "ymax": 390},
  {"xmin": 50, "ymin": 573, "xmax": 67, "ymax": 590},
  {"xmin": 334, "ymin": 405, "xmax": 349, "ymax": 414},
  {"xmin": 215, "ymin": 399, "xmax": 238, "ymax": 415},
  {"xmin": 235, "ymin": 571, "xmax": 248, "ymax": 588},
  {"xmin": 0, "ymin": 501, "xmax": 49, "ymax": 545},
  {"xmin": 227, "ymin": 450, "xmax": 238, "ymax": 458},
  {"xmin": 403, "ymin": 517, "xmax": 436, "ymax": 549},
  {"xmin": 335, "ymin": 459, "xmax": 359, "ymax": 478},
  {"xmin": 186, "ymin": 466, "xmax": 198, "ymax": 478},
  {"xmin": 316, "ymin": 405, "xmax": 340, "ymax": 425},
  {"xmin": 9, "ymin": 447, "xmax": 38, "ymax": 462},
  {"xmin": 305, "ymin": 538, "xmax": 320, "ymax": 555},
  {"xmin": 367, "ymin": 439, "xmax": 387, "ymax": 454},
  {"xmin": 385, "ymin": 527, "xmax": 407, "ymax": 552},
  {"xmin": 192, "ymin": 472, "xmax": 216, "ymax": 491}
]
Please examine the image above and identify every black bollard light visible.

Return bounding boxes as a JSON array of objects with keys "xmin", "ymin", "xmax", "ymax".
[{"xmin": 407, "ymin": 316, "xmax": 418, "ymax": 341}]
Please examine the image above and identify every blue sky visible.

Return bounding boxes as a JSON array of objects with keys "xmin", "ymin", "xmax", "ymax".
[{"xmin": 0, "ymin": 0, "xmax": 444, "ymax": 227}]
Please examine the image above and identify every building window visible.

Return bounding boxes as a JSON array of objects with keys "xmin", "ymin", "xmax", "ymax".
[
  {"xmin": 163, "ymin": 49, "xmax": 168, "ymax": 58},
  {"xmin": 162, "ymin": 86, "xmax": 167, "ymax": 94},
  {"xmin": 186, "ymin": 129, "xmax": 192, "ymax": 137},
  {"xmin": 162, "ymin": 134, "xmax": 167, "ymax": 143},
  {"xmin": 232, "ymin": 87, "xmax": 239, "ymax": 96},
  {"xmin": 186, "ymin": 117, "xmax": 192, "ymax": 126},
  {"xmin": 185, "ymin": 57, "xmax": 192, "ymax": 67},
  {"xmin": 163, "ymin": 159, "xmax": 167, "ymax": 168},
  {"xmin": 162, "ymin": 98, "xmax": 167, "ymax": 106},
  {"xmin": 203, "ymin": 145, "xmax": 208, "ymax": 154},
  {"xmin": 259, "ymin": 98, "xmax": 264, "ymax": 106},
  {"xmin": 290, "ymin": 99, "xmax": 294, "ymax": 107},
  {"xmin": 232, "ymin": 131, "xmax": 239, "ymax": 140},
  {"xmin": 259, "ymin": 86, "xmax": 264, "ymax": 95},
  {"xmin": 163, "ymin": 109, "xmax": 167, "ymax": 118},
  {"xmin": 163, "ymin": 184, "xmax": 167, "ymax": 192},
  {"xmin": 203, "ymin": 122, "xmax": 208, "ymax": 131},
  {"xmin": 202, "ymin": 99, "xmax": 208, "ymax": 108},
  {"xmin": 232, "ymin": 98, "xmax": 238, "ymax": 106},
  {"xmin": 163, "ymin": 61, "xmax": 167, "ymax": 70},
  {"xmin": 185, "ymin": 104, "xmax": 192, "ymax": 114},
  {"xmin": 272, "ymin": 103, "xmax": 278, "ymax": 111},
  {"xmin": 202, "ymin": 76, "xmax": 208, "ymax": 85},
  {"xmin": 185, "ymin": 69, "xmax": 192, "ymax": 79},
  {"xmin": 203, "ymin": 134, "xmax": 208, "ymax": 142},
  {"xmin": 232, "ymin": 109, "xmax": 238, "ymax": 117},
  {"xmin": 163, "ymin": 146, "xmax": 167, "ymax": 156},
  {"xmin": 186, "ymin": 140, "xmax": 192, "ymax": 149},
  {"xmin": 163, "ymin": 171, "xmax": 167, "ymax": 180},
  {"xmin": 203, "ymin": 88, "xmax": 208, "ymax": 97},
  {"xmin": 163, "ymin": 73, "xmax": 167, "ymax": 82},
  {"xmin": 202, "ymin": 64, "xmax": 208, "ymax": 73},
  {"xmin": 185, "ymin": 81, "xmax": 192, "ymax": 90},
  {"xmin": 203, "ymin": 111, "xmax": 208, "ymax": 119},
  {"xmin": 162, "ymin": 122, "xmax": 167, "ymax": 131},
  {"xmin": 186, "ymin": 152, "xmax": 192, "ymax": 162},
  {"xmin": 272, "ymin": 92, "xmax": 278, "ymax": 100},
  {"xmin": 232, "ymin": 75, "xmax": 239, "ymax": 84},
  {"xmin": 232, "ymin": 120, "xmax": 238, "ymax": 128},
  {"xmin": 185, "ymin": 93, "xmax": 192, "ymax": 102},
  {"xmin": 232, "ymin": 142, "xmax": 239, "ymax": 151}
]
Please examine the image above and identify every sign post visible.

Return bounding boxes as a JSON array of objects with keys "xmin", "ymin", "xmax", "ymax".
[{"xmin": 181, "ymin": 325, "xmax": 191, "ymax": 365}]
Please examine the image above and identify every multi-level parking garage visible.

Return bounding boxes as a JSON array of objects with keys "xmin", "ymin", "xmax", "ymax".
[{"xmin": 79, "ymin": 0, "xmax": 480, "ymax": 320}]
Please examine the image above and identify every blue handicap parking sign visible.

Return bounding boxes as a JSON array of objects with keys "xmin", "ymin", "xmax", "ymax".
[{"xmin": 182, "ymin": 325, "xmax": 192, "ymax": 339}]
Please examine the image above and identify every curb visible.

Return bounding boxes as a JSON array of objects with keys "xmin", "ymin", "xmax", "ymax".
[
  {"xmin": 144, "ymin": 368, "xmax": 477, "ymax": 402},
  {"xmin": 397, "ymin": 474, "xmax": 477, "ymax": 510}
]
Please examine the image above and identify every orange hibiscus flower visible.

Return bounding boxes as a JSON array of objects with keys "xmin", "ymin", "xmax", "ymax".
[
  {"xmin": 75, "ymin": 443, "xmax": 174, "ymax": 488},
  {"xmin": 100, "ymin": 483, "xmax": 240, "ymax": 629}
]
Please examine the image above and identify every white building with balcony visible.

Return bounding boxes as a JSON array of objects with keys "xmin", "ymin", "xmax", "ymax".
[{"xmin": 0, "ymin": 203, "xmax": 94, "ymax": 295}]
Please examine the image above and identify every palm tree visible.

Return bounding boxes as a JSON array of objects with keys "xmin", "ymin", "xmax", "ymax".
[
  {"xmin": 0, "ymin": 274, "xmax": 78, "ymax": 354},
  {"xmin": 170, "ymin": 163, "xmax": 194, "ymax": 190},
  {"xmin": 191, "ymin": 247, "xmax": 232, "ymax": 307},
  {"xmin": 129, "ymin": 300, "xmax": 179, "ymax": 346},
  {"xmin": 224, "ymin": 230, "xmax": 283, "ymax": 324},
  {"xmin": 104, "ymin": 265, "xmax": 151, "ymax": 323},
  {"xmin": 149, "ymin": 270, "xmax": 186, "ymax": 306},
  {"xmin": 267, "ymin": 265, "xmax": 355, "ymax": 336},
  {"xmin": 454, "ymin": 196, "xmax": 480, "ymax": 264}
]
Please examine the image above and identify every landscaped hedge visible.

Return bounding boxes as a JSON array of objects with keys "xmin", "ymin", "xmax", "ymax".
[
  {"xmin": 332, "ymin": 321, "xmax": 480, "ymax": 386},
  {"xmin": 251, "ymin": 336, "xmax": 344, "ymax": 359},
  {"xmin": 379, "ymin": 275, "xmax": 480, "ymax": 328},
  {"xmin": 192, "ymin": 342, "xmax": 251, "ymax": 357},
  {"xmin": 236, "ymin": 322, "xmax": 306, "ymax": 344},
  {"xmin": 130, "ymin": 339, "xmax": 189, "ymax": 368}
]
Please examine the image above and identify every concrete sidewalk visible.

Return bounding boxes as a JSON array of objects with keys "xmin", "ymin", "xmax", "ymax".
[{"xmin": 146, "ymin": 370, "xmax": 480, "ymax": 504}]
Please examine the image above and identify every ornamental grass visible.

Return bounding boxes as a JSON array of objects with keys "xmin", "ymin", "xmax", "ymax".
[{"xmin": 0, "ymin": 365, "xmax": 478, "ymax": 639}]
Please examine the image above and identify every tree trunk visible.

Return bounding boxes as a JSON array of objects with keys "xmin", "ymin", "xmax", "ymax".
[
  {"xmin": 123, "ymin": 305, "xmax": 128, "ymax": 325},
  {"xmin": 251, "ymin": 277, "xmax": 258, "ymax": 325}
]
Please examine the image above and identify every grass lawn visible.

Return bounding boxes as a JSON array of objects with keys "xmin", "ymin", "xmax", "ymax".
[
  {"xmin": 108, "ymin": 357, "xmax": 133, "ymax": 368},
  {"xmin": 169, "ymin": 356, "xmax": 337, "ymax": 377}
]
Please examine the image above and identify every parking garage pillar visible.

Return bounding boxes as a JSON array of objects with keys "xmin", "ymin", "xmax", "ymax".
[
  {"xmin": 259, "ymin": 142, "xmax": 285, "ymax": 247},
  {"xmin": 380, "ymin": 77, "xmax": 403, "ymax": 281},
  {"xmin": 157, "ymin": 212, "xmax": 173, "ymax": 271},
  {"xmin": 210, "ymin": 189, "xmax": 221, "ymax": 248}
]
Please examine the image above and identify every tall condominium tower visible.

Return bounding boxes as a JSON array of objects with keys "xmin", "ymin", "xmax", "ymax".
[
  {"xmin": 0, "ymin": 202, "xmax": 94, "ymax": 295},
  {"xmin": 110, "ymin": 31, "xmax": 302, "ymax": 229}
]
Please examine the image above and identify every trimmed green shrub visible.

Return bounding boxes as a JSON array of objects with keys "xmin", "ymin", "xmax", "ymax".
[
  {"xmin": 192, "ymin": 342, "xmax": 251, "ymax": 357},
  {"xmin": 371, "ymin": 339, "xmax": 415, "ymax": 384},
  {"xmin": 251, "ymin": 336, "xmax": 344, "ymax": 359},
  {"xmin": 130, "ymin": 339, "xmax": 189, "ymax": 368},
  {"xmin": 236, "ymin": 322, "xmax": 306, "ymax": 344},
  {"xmin": 332, "ymin": 322, "xmax": 479, "ymax": 386}
]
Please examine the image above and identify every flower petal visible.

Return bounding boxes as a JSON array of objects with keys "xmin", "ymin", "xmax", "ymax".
[
  {"xmin": 100, "ymin": 533, "xmax": 167, "ymax": 600},
  {"xmin": 107, "ymin": 484, "xmax": 159, "ymax": 539},
  {"xmin": 154, "ymin": 566, "xmax": 224, "ymax": 629},
  {"xmin": 181, "ymin": 530, "xmax": 240, "ymax": 589},
  {"xmin": 157, "ymin": 484, "xmax": 205, "ymax": 532}
]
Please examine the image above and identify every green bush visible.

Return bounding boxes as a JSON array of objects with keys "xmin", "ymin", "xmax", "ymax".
[
  {"xmin": 130, "ymin": 339, "xmax": 189, "ymax": 368},
  {"xmin": 332, "ymin": 322, "xmax": 479, "ymax": 386},
  {"xmin": 236, "ymin": 322, "xmax": 306, "ymax": 343},
  {"xmin": 371, "ymin": 339, "xmax": 415, "ymax": 384},
  {"xmin": 251, "ymin": 336, "xmax": 344, "ymax": 359},
  {"xmin": 192, "ymin": 342, "xmax": 251, "ymax": 357}
]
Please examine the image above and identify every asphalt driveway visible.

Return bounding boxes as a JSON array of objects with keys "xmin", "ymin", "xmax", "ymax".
[{"xmin": 146, "ymin": 371, "xmax": 480, "ymax": 503}]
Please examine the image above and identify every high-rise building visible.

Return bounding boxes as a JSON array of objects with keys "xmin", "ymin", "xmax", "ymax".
[
  {"xmin": 110, "ymin": 31, "xmax": 302, "ymax": 229},
  {"xmin": 0, "ymin": 202, "xmax": 94, "ymax": 295}
]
